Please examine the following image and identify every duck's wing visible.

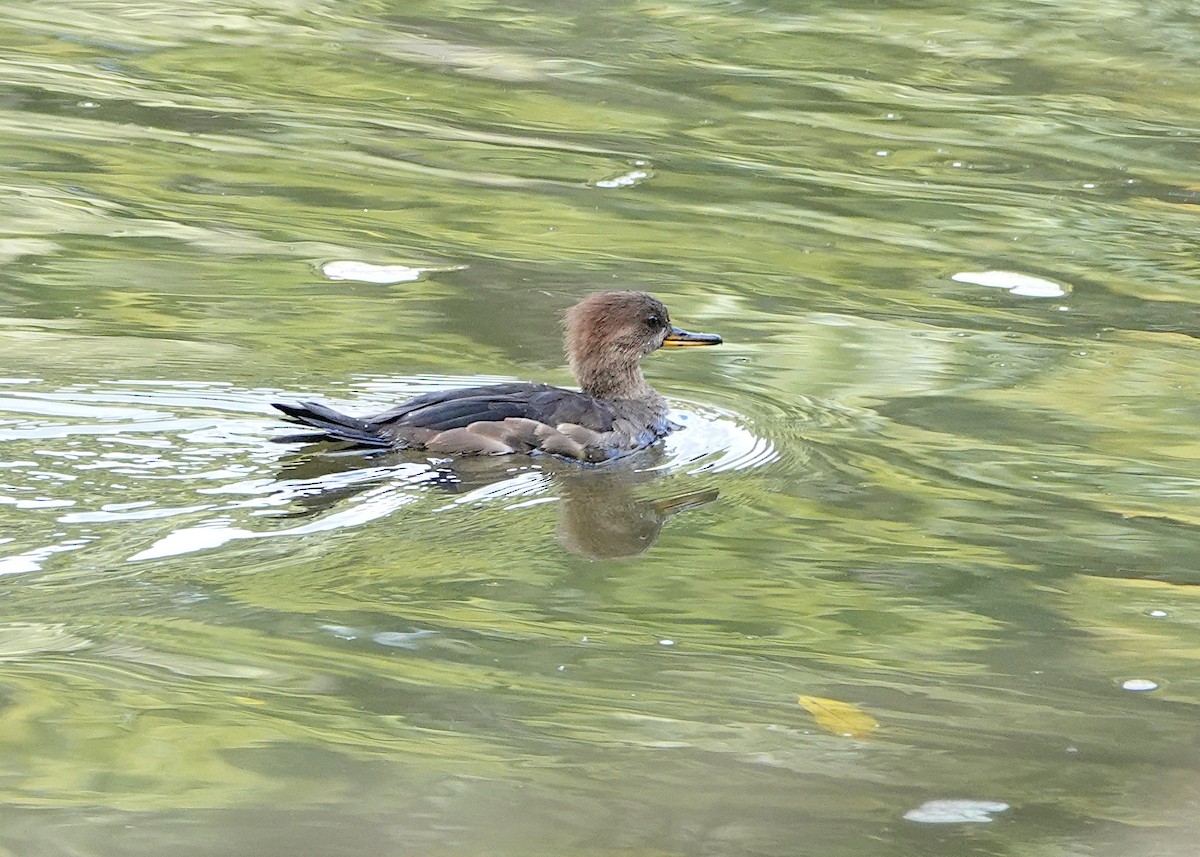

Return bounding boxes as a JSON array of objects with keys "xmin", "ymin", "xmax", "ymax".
[
  {"xmin": 372, "ymin": 383, "xmax": 615, "ymax": 433},
  {"xmin": 371, "ymin": 383, "xmax": 630, "ymax": 460},
  {"xmin": 365, "ymin": 383, "xmax": 563, "ymax": 425},
  {"xmin": 274, "ymin": 383, "xmax": 626, "ymax": 460}
]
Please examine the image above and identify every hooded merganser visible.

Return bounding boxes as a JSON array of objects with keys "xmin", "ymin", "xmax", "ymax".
[{"xmin": 272, "ymin": 291, "xmax": 722, "ymax": 462}]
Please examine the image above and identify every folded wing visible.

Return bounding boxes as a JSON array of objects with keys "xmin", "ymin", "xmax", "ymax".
[{"xmin": 273, "ymin": 383, "xmax": 632, "ymax": 461}]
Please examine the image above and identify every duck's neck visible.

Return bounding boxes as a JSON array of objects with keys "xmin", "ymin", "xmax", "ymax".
[{"xmin": 573, "ymin": 355, "xmax": 663, "ymax": 404}]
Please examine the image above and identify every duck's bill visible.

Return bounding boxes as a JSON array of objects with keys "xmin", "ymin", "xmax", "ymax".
[{"xmin": 662, "ymin": 326, "xmax": 722, "ymax": 347}]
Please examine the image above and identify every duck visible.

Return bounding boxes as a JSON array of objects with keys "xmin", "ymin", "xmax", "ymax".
[{"xmin": 272, "ymin": 291, "xmax": 722, "ymax": 462}]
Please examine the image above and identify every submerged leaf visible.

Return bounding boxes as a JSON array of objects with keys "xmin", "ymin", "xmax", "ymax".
[{"xmin": 798, "ymin": 695, "xmax": 880, "ymax": 738}]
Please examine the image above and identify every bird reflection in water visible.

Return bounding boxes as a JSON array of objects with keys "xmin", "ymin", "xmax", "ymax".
[{"xmin": 272, "ymin": 448, "xmax": 717, "ymax": 559}]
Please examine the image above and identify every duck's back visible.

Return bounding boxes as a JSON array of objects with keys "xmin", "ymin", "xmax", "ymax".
[
  {"xmin": 274, "ymin": 382, "xmax": 670, "ymax": 462},
  {"xmin": 370, "ymin": 383, "xmax": 613, "ymax": 432}
]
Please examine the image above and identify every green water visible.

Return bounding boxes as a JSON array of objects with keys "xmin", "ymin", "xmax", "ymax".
[{"xmin": 2, "ymin": 0, "xmax": 1199, "ymax": 854}]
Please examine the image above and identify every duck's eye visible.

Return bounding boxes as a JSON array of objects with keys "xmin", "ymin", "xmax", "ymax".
[{"xmin": 646, "ymin": 314, "xmax": 661, "ymax": 328}]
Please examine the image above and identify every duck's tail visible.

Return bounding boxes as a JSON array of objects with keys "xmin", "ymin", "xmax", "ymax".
[{"xmin": 271, "ymin": 401, "xmax": 392, "ymax": 448}]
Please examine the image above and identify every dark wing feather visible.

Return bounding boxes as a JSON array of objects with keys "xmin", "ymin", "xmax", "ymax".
[
  {"xmin": 389, "ymin": 397, "xmax": 540, "ymax": 432},
  {"xmin": 369, "ymin": 384, "xmax": 617, "ymax": 435},
  {"xmin": 368, "ymin": 383, "xmax": 555, "ymax": 423}
]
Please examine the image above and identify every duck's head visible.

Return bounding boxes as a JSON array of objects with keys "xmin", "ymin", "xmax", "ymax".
[{"xmin": 564, "ymin": 291, "xmax": 721, "ymax": 399}]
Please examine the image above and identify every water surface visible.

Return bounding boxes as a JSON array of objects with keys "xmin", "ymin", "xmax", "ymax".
[{"xmin": 2, "ymin": 1, "xmax": 1200, "ymax": 855}]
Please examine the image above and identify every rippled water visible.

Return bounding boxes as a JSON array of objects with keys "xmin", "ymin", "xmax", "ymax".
[{"xmin": 2, "ymin": 1, "xmax": 1200, "ymax": 855}]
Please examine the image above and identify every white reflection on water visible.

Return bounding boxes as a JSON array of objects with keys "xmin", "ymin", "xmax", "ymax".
[
  {"xmin": 128, "ymin": 482, "xmax": 421, "ymax": 561},
  {"xmin": 0, "ymin": 539, "xmax": 91, "ymax": 576},
  {"xmin": 593, "ymin": 166, "xmax": 651, "ymax": 188},
  {"xmin": 321, "ymin": 260, "xmax": 466, "ymax": 284},
  {"xmin": 664, "ymin": 403, "xmax": 780, "ymax": 474},
  {"xmin": 951, "ymin": 270, "xmax": 1069, "ymax": 298},
  {"xmin": 431, "ymin": 469, "xmax": 551, "ymax": 510},
  {"xmin": 904, "ymin": 799, "xmax": 1010, "ymax": 823}
]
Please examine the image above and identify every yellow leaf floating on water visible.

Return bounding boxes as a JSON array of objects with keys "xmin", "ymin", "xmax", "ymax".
[{"xmin": 798, "ymin": 695, "xmax": 880, "ymax": 739}]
